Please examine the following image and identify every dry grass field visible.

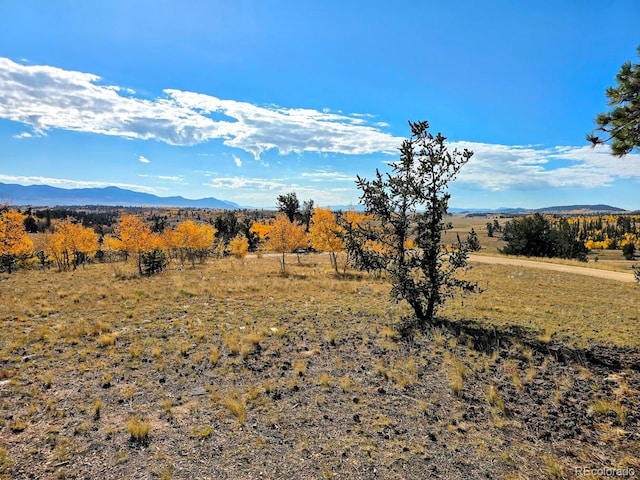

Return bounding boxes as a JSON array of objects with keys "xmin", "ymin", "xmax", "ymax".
[
  {"xmin": 445, "ymin": 214, "xmax": 637, "ymax": 273},
  {"xmin": 1, "ymin": 251, "xmax": 639, "ymax": 479}
]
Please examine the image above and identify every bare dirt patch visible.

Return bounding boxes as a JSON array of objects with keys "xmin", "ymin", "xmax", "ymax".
[{"xmin": 469, "ymin": 254, "xmax": 636, "ymax": 283}]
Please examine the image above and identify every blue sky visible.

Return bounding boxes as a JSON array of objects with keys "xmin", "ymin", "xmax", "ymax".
[{"xmin": 1, "ymin": 0, "xmax": 640, "ymax": 209}]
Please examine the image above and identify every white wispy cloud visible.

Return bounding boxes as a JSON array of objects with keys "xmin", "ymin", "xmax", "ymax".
[
  {"xmin": 208, "ymin": 177, "xmax": 287, "ymax": 191},
  {"xmin": 12, "ymin": 132, "xmax": 33, "ymax": 139},
  {"xmin": 157, "ymin": 175, "xmax": 184, "ymax": 182},
  {"xmin": 3, "ymin": 57, "xmax": 639, "ymax": 196},
  {"xmin": 451, "ymin": 142, "xmax": 640, "ymax": 191},
  {"xmin": 0, "ymin": 57, "xmax": 400, "ymax": 159},
  {"xmin": 206, "ymin": 175, "xmax": 356, "ymax": 207},
  {"xmin": 0, "ymin": 174, "xmax": 157, "ymax": 193},
  {"xmin": 301, "ymin": 169, "xmax": 354, "ymax": 182}
]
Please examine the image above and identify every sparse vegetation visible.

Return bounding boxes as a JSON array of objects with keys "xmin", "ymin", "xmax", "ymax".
[
  {"xmin": 487, "ymin": 385, "xmax": 505, "ymax": 412},
  {"xmin": 344, "ymin": 120, "xmax": 477, "ymax": 328},
  {"xmin": 0, "ymin": 223, "xmax": 639, "ymax": 478},
  {"xmin": 222, "ymin": 392, "xmax": 247, "ymax": 424},
  {"xmin": 127, "ymin": 417, "xmax": 151, "ymax": 445}
]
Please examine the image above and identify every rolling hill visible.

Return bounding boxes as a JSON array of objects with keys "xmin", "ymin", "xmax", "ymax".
[{"xmin": 0, "ymin": 182, "xmax": 239, "ymax": 209}]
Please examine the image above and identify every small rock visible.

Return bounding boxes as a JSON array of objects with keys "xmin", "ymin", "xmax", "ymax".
[{"xmin": 191, "ymin": 386, "xmax": 207, "ymax": 396}]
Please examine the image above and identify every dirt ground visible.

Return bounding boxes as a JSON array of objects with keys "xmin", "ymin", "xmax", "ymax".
[
  {"xmin": 469, "ymin": 254, "xmax": 636, "ymax": 283},
  {"xmin": 1, "ymin": 256, "xmax": 639, "ymax": 479}
]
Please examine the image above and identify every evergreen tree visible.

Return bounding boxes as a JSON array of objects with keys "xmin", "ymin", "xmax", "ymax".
[
  {"xmin": 140, "ymin": 249, "xmax": 167, "ymax": 275},
  {"xmin": 587, "ymin": 45, "xmax": 640, "ymax": 156},
  {"xmin": 276, "ymin": 192, "xmax": 300, "ymax": 223},
  {"xmin": 500, "ymin": 214, "xmax": 587, "ymax": 261},
  {"xmin": 214, "ymin": 211, "xmax": 240, "ymax": 243},
  {"xmin": 301, "ymin": 199, "xmax": 315, "ymax": 232},
  {"xmin": 623, "ymin": 242, "xmax": 636, "ymax": 260},
  {"xmin": 501, "ymin": 214, "xmax": 557, "ymax": 258},
  {"xmin": 466, "ymin": 228, "xmax": 481, "ymax": 252},
  {"xmin": 23, "ymin": 216, "xmax": 38, "ymax": 233},
  {"xmin": 486, "ymin": 222, "xmax": 494, "ymax": 237},
  {"xmin": 344, "ymin": 120, "xmax": 476, "ymax": 328}
]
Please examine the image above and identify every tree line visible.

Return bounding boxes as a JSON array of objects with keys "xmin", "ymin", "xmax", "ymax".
[
  {"xmin": 498, "ymin": 213, "xmax": 640, "ymax": 261},
  {"xmin": 0, "ymin": 201, "xmax": 371, "ymax": 275}
]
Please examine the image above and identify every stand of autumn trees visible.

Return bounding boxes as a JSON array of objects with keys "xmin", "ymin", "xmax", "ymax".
[
  {"xmin": 308, "ymin": 207, "xmax": 370, "ymax": 275},
  {"xmin": 250, "ymin": 213, "xmax": 308, "ymax": 273},
  {"xmin": 44, "ymin": 218, "xmax": 99, "ymax": 271},
  {"xmin": 1, "ymin": 202, "xmax": 384, "ymax": 277},
  {"xmin": 1, "ymin": 201, "xmax": 638, "ymax": 279}
]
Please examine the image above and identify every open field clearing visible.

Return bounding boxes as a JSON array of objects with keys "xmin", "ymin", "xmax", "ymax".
[
  {"xmin": 445, "ymin": 214, "xmax": 638, "ymax": 274},
  {"xmin": 472, "ymin": 251, "xmax": 637, "ymax": 274},
  {"xmin": 468, "ymin": 254, "xmax": 636, "ymax": 283},
  {"xmin": 441, "ymin": 261, "xmax": 639, "ymax": 350},
  {"xmin": 1, "ymin": 254, "xmax": 639, "ymax": 479}
]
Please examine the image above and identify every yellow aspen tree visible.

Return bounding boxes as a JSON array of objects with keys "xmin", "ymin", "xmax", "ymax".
[
  {"xmin": 30, "ymin": 231, "xmax": 51, "ymax": 269},
  {"xmin": 46, "ymin": 218, "xmax": 98, "ymax": 271},
  {"xmin": 192, "ymin": 222, "xmax": 216, "ymax": 263},
  {"xmin": 309, "ymin": 207, "xmax": 344, "ymax": 273},
  {"xmin": 229, "ymin": 234, "xmax": 249, "ymax": 263},
  {"xmin": 110, "ymin": 214, "xmax": 155, "ymax": 274},
  {"xmin": 0, "ymin": 209, "xmax": 34, "ymax": 273},
  {"xmin": 45, "ymin": 228, "xmax": 67, "ymax": 271},
  {"xmin": 289, "ymin": 218, "xmax": 310, "ymax": 264},
  {"xmin": 253, "ymin": 213, "xmax": 308, "ymax": 273},
  {"xmin": 249, "ymin": 221, "xmax": 271, "ymax": 243},
  {"xmin": 166, "ymin": 220, "xmax": 216, "ymax": 267},
  {"xmin": 249, "ymin": 219, "xmax": 273, "ymax": 258},
  {"xmin": 71, "ymin": 220, "xmax": 99, "ymax": 267}
]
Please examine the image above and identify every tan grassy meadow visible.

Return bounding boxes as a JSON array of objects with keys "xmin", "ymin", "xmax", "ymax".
[
  {"xmin": 0, "ymin": 251, "xmax": 639, "ymax": 479},
  {"xmin": 444, "ymin": 214, "xmax": 637, "ymax": 273}
]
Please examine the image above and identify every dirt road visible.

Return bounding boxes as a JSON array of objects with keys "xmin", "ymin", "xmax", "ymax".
[{"xmin": 469, "ymin": 254, "xmax": 637, "ymax": 283}]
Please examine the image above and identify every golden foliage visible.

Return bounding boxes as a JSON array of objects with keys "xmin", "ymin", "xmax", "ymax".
[
  {"xmin": 267, "ymin": 214, "xmax": 308, "ymax": 252},
  {"xmin": 251, "ymin": 213, "xmax": 308, "ymax": 272},
  {"xmin": 309, "ymin": 207, "xmax": 347, "ymax": 273},
  {"xmin": 249, "ymin": 220, "xmax": 272, "ymax": 243},
  {"xmin": 164, "ymin": 220, "xmax": 216, "ymax": 266},
  {"xmin": 309, "ymin": 207, "xmax": 344, "ymax": 254},
  {"xmin": 106, "ymin": 213, "xmax": 165, "ymax": 273},
  {"xmin": 229, "ymin": 234, "xmax": 249, "ymax": 259},
  {"xmin": 109, "ymin": 214, "xmax": 155, "ymax": 255},
  {"xmin": 45, "ymin": 218, "xmax": 98, "ymax": 271},
  {"xmin": 0, "ymin": 210, "xmax": 33, "ymax": 258}
]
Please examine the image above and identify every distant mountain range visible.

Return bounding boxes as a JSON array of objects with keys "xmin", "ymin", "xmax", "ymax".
[
  {"xmin": 0, "ymin": 182, "xmax": 239, "ymax": 209},
  {"xmin": 450, "ymin": 204, "xmax": 628, "ymax": 215},
  {"xmin": 535, "ymin": 204, "xmax": 628, "ymax": 213},
  {"xmin": 0, "ymin": 182, "xmax": 630, "ymax": 214}
]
